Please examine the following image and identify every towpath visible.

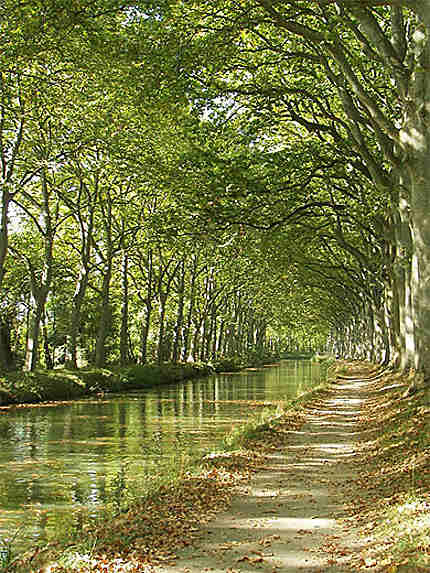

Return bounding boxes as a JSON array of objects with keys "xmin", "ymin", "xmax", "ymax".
[{"xmin": 155, "ymin": 368, "xmax": 379, "ymax": 573}]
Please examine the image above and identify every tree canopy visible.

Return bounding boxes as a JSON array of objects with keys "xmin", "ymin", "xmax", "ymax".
[{"xmin": 1, "ymin": 0, "xmax": 430, "ymax": 381}]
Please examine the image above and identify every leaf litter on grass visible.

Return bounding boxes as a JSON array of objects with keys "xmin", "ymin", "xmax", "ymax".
[{"xmin": 324, "ymin": 369, "xmax": 430, "ymax": 572}]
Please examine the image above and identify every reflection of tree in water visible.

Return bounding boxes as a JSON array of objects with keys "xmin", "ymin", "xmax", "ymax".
[{"xmin": 0, "ymin": 361, "xmax": 320, "ymax": 544}]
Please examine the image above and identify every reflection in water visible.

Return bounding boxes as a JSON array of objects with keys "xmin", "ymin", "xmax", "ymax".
[{"xmin": 0, "ymin": 360, "xmax": 319, "ymax": 545}]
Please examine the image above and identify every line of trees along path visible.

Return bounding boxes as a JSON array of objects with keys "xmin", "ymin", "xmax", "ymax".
[{"xmin": 1, "ymin": 1, "xmax": 430, "ymax": 384}]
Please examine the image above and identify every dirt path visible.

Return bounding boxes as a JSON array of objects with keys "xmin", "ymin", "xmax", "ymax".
[{"xmin": 155, "ymin": 376, "xmax": 375, "ymax": 573}]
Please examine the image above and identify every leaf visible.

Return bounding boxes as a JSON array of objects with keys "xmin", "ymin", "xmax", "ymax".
[{"xmin": 237, "ymin": 554, "xmax": 264, "ymax": 564}]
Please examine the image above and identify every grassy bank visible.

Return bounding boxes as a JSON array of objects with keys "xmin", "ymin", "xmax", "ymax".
[
  {"xmin": 0, "ymin": 354, "xmax": 283, "ymax": 408},
  {"xmin": 0, "ymin": 363, "xmax": 212, "ymax": 407}
]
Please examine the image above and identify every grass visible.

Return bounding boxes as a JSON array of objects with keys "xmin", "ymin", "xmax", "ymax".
[
  {"xmin": 0, "ymin": 355, "xmax": 282, "ymax": 407},
  {"xmin": 0, "ymin": 528, "xmax": 26, "ymax": 573},
  {"xmin": 0, "ymin": 362, "xmax": 211, "ymax": 407},
  {"xmin": 222, "ymin": 403, "xmax": 285, "ymax": 449}
]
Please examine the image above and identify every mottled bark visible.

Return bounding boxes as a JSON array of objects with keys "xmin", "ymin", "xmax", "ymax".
[
  {"xmin": 172, "ymin": 260, "xmax": 185, "ymax": 363},
  {"xmin": 68, "ymin": 270, "xmax": 88, "ymax": 369},
  {"xmin": 182, "ymin": 254, "xmax": 199, "ymax": 361},
  {"xmin": 94, "ymin": 259, "xmax": 112, "ymax": 368},
  {"xmin": 402, "ymin": 15, "xmax": 430, "ymax": 377},
  {"xmin": 120, "ymin": 251, "xmax": 129, "ymax": 366},
  {"xmin": 0, "ymin": 188, "xmax": 10, "ymax": 289}
]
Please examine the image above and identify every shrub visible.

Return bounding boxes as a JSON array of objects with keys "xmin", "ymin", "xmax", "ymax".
[{"xmin": 211, "ymin": 358, "xmax": 243, "ymax": 373}]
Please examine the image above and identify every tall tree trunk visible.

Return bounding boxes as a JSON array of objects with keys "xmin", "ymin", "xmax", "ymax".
[
  {"xmin": 182, "ymin": 254, "xmax": 198, "ymax": 361},
  {"xmin": 24, "ymin": 170, "xmax": 54, "ymax": 371},
  {"xmin": 0, "ymin": 188, "xmax": 10, "ymax": 290},
  {"xmin": 190, "ymin": 318, "xmax": 202, "ymax": 362},
  {"xmin": 210, "ymin": 305, "xmax": 219, "ymax": 359},
  {"xmin": 139, "ymin": 303, "xmax": 152, "ymax": 364},
  {"xmin": 172, "ymin": 260, "xmax": 185, "ymax": 363},
  {"xmin": 68, "ymin": 270, "xmax": 88, "ymax": 369},
  {"xmin": 390, "ymin": 178, "xmax": 416, "ymax": 371},
  {"xmin": 95, "ymin": 260, "xmax": 112, "ymax": 368},
  {"xmin": 0, "ymin": 315, "xmax": 14, "ymax": 371},
  {"xmin": 66, "ymin": 183, "xmax": 96, "ymax": 369},
  {"xmin": 216, "ymin": 318, "xmax": 225, "ymax": 357},
  {"xmin": 120, "ymin": 250, "xmax": 129, "ymax": 366},
  {"xmin": 42, "ymin": 311, "xmax": 53, "ymax": 369},
  {"xmin": 157, "ymin": 291, "xmax": 168, "ymax": 364},
  {"xmin": 139, "ymin": 248, "xmax": 153, "ymax": 364},
  {"xmin": 25, "ymin": 290, "xmax": 47, "ymax": 371},
  {"xmin": 403, "ymin": 22, "xmax": 430, "ymax": 379},
  {"xmin": 410, "ymin": 179, "xmax": 430, "ymax": 377},
  {"xmin": 0, "ymin": 72, "xmax": 25, "ymax": 290}
]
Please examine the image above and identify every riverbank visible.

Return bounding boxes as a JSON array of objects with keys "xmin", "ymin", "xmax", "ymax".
[
  {"xmin": 5, "ymin": 361, "xmax": 429, "ymax": 572},
  {"xmin": 0, "ymin": 363, "xmax": 212, "ymax": 407},
  {"xmin": 0, "ymin": 356, "xmax": 281, "ymax": 408}
]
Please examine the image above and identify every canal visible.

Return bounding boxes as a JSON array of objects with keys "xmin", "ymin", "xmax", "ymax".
[{"xmin": 0, "ymin": 360, "xmax": 320, "ymax": 546}]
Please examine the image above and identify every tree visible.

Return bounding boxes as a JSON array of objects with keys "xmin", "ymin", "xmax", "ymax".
[{"xmin": 165, "ymin": 0, "xmax": 430, "ymax": 378}]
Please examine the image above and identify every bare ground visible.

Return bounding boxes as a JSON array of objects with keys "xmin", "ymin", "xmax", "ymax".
[{"xmin": 154, "ymin": 374, "xmax": 380, "ymax": 573}]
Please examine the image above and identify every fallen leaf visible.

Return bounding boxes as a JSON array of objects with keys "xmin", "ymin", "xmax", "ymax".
[{"xmin": 237, "ymin": 554, "xmax": 264, "ymax": 564}]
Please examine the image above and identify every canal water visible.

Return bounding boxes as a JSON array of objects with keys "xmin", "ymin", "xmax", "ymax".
[{"xmin": 0, "ymin": 360, "xmax": 320, "ymax": 546}]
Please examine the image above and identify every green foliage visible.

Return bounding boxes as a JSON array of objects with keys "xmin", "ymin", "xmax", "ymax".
[
  {"xmin": 1, "ymin": 0, "xmax": 427, "ymax": 378},
  {"xmin": 0, "ymin": 370, "xmax": 87, "ymax": 403},
  {"xmin": 211, "ymin": 358, "xmax": 243, "ymax": 373},
  {"xmin": 0, "ymin": 527, "xmax": 25, "ymax": 573},
  {"xmin": 0, "ymin": 363, "xmax": 211, "ymax": 406},
  {"xmin": 122, "ymin": 362, "xmax": 210, "ymax": 388}
]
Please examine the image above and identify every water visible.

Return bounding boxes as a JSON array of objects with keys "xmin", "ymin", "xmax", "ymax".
[{"xmin": 0, "ymin": 360, "xmax": 320, "ymax": 546}]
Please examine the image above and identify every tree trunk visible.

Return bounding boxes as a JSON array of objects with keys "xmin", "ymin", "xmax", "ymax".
[
  {"xmin": 42, "ymin": 312, "xmax": 53, "ymax": 369},
  {"xmin": 139, "ymin": 248, "xmax": 153, "ymax": 365},
  {"xmin": 410, "ymin": 175, "xmax": 430, "ymax": 376},
  {"xmin": 190, "ymin": 318, "xmax": 202, "ymax": 362},
  {"xmin": 66, "ymin": 186, "xmax": 96, "ymax": 369},
  {"xmin": 182, "ymin": 255, "xmax": 198, "ymax": 361},
  {"xmin": 95, "ymin": 261, "xmax": 112, "ymax": 368},
  {"xmin": 403, "ymin": 20, "xmax": 430, "ymax": 379},
  {"xmin": 68, "ymin": 269, "xmax": 88, "ymax": 369},
  {"xmin": 0, "ymin": 315, "xmax": 14, "ymax": 371},
  {"xmin": 120, "ymin": 250, "xmax": 129, "ymax": 366},
  {"xmin": 24, "ymin": 261, "xmax": 53, "ymax": 371},
  {"xmin": 0, "ymin": 188, "xmax": 10, "ymax": 290},
  {"xmin": 393, "ymin": 200, "xmax": 415, "ymax": 371},
  {"xmin": 172, "ymin": 260, "xmax": 185, "ymax": 363},
  {"xmin": 139, "ymin": 303, "xmax": 152, "ymax": 364},
  {"xmin": 157, "ymin": 291, "xmax": 168, "ymax": 364},
  {"xmin": 25, "ymin": 290, "xmax": 47, "ymax": 371}
]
